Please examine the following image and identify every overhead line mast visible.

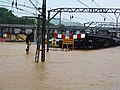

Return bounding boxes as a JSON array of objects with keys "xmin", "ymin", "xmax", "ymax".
[
  {"xmin": 35, "ymin": 0, "xmax": 46, "ymax": 63},
  {"xmin": 41, "ymin": 0, "xmax": 46, "ymax": 62}
]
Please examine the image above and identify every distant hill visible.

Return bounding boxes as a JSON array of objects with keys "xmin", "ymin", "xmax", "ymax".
[{"xmin": 51, "ymin": 19, "xmax": 83, "ymax": 26}]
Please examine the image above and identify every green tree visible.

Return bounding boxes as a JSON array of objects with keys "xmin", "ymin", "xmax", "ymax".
[
  {"xmin": 0, "ymin": 7, "xmax": 55, "ymax": 25},
  {"xmin": 0, "ymin": 7, "xmax": 34, "ymax": 25}
]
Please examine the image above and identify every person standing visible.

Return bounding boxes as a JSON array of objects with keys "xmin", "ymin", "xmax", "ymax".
[{"xmin": 25, "ymin": 32, "xmax": 33, "ymax": 54}]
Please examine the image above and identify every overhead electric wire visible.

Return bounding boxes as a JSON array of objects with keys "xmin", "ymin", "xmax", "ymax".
[
  {"xmin": 62, "ymin": 18, "xmax": 83, "ymax": 26},
  {"xmin": 77, "ymin": 0, "xmax": 114, "ymax": 22},
  {"xmin": 0, "ymin": 4, "xmax": 36, "ymax": 16},
  {"xmin": 0, "ymin": 0, "xmax": 92, "ymax": 24},
  {"xmin": 0, "ymin": 1, "xmax": 11, "ymax": 5},
  {"xmin": 32, "ymin": 0, "xmax": 52, "ymax": 9},
  {"xmin": 0, "ymin": 0, "xmax": 35, "ymax": 9},
  {"xmin": 31, "ymin": 0, "xmax": 42, "ymax": 5},
  {"xmin": 15, "ymin": 7, "xmax": 36, "ymax": 16},
  {"xmin": 92, "ymin": 0, "xmax": 100, "ymax": 7},
  {"xmin": 29, "ymin": 0, "xmax": 42, "ymax": 15},
  {"xmin": 92, "ymin": 0, "xmax": 115, "ymax": 22},
  {"xmin": 0, "ymin": 4, "xmax": 11, "ymax": 8},
  {"xmin": 0, "ymin": 0, "xmax": 37, "ymax": 16},
  {"xmin": 64, "ymin": 13, "xmax": 93, "ymax": 23},
  {"xmin": 11, "ymin": 10, "xmax": 36, "ymax": 16},
  {"xmin": 77, "ymin": 0, "xmax": 89, "ymax": 8}
]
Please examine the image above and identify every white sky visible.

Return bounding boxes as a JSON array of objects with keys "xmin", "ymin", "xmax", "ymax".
[{"xmin": 1, "ymin": 0, "xmax": 120, "ymax": 24}]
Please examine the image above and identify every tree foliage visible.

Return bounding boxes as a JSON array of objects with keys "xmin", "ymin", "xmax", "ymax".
[
  {"xmin": 0, "ymin": 7, "xmax": 35, "ymax": 25},
  {"xmin": 0, "ymin": 7, "xmax": 55, "ymax": 26}
]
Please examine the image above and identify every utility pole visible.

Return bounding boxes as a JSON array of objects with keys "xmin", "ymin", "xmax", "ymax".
[
  {"xmin": 41, "ymin": 0, "xmax": 46, "ymax": 62},
  {"xmin": 35, "ymin": 0, "xmax": 46, "ymax": 62},
  {"xmin": 114, "ymin": 13, "xmax": 120, "ymax": 36}
]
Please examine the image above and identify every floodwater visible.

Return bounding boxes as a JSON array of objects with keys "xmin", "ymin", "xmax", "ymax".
[{"xmin": 0, "ymin": 42, "xmax": 120, "ymax": 90}]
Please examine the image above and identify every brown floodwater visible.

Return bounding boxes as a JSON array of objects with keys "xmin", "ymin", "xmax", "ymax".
[{"xmin": 0, "ymin": 42, "xmax": 120, "ymax": 90}]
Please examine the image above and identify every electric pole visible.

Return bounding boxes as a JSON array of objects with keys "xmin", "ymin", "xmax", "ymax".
[
  {"xmin": 41, "ymin": 0, "xmax": 46, "ymax": 62},
  {"xmin": 35, "ymin": 0, "xmax": 46, "ymax": 63}
]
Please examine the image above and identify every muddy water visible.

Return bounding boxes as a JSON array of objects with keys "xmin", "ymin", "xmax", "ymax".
[{"xmin": 0, "ymin": 42, "xmax": 120, "ymax": 90}]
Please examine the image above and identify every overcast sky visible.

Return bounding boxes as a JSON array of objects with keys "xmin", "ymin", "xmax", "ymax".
[{"xmin": 1, "ymin": 0, "xmax": 120, "ymax": 24}]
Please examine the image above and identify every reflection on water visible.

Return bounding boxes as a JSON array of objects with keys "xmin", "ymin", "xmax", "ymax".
[{"xmin": 0, "ymin": 42, "xmax": 120, "ymax": 90}]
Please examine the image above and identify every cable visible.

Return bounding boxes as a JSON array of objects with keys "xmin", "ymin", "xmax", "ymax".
[
  {"xmin": 0, "ymin": 0, "xmax": 94, "ymax": 24},
  {"xmin": 77, "ymin": 0, "xmax": 114, "ymax": 22},
  {"xmin": 92, "ymin": 0, "xmax": 100, "ymax": 7},
  {"xmin": 31, "ymin": 0, "xmax": 52, "ymax": 9},
  {"xmin": 32, "ymin": 0, "xmax": 42, "ymax": 5},
  {"xmin": 92, "ymin": 0, "xmax": 115, "ymax": 22},
  {"xmin": 11, "ymin": 10, "xmax": 36, "ymax": 16},
  {"xmin": 0, "ymin": 0, "xmax": 37, "ymax": 16},
  {"xmin": 64, "ymin": 13, "xmax": 93, "ymax": 22},
  {"xmin": 29, "ymin": 0, "xmax": 42, "ymax": 15},
  {"xmin": 0, "ymin": 4, "xmax": 36, "ymax": 16},
  {"xmin": 0, "ymin": 1, "xmax": 11, "ymax": 5},
  {"xmin": 77, "ymin": 0, "xmax": 89, "ymax": 8},
  {"xmin": 15, "ymin": 7, "xmax": 37, "ymax": 15},
  {"xmin": 0, "ymin": 4, "xmax": 11, "ymax": 8},
  {"xmin": 0, "ymin": 0, "xmax": 35, "ymax": 9}
]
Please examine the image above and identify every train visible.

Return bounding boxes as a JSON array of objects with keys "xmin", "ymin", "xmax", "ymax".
[{"xmin": 49, "ymin": 30, "xmax": 120, "ymax": 49}]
